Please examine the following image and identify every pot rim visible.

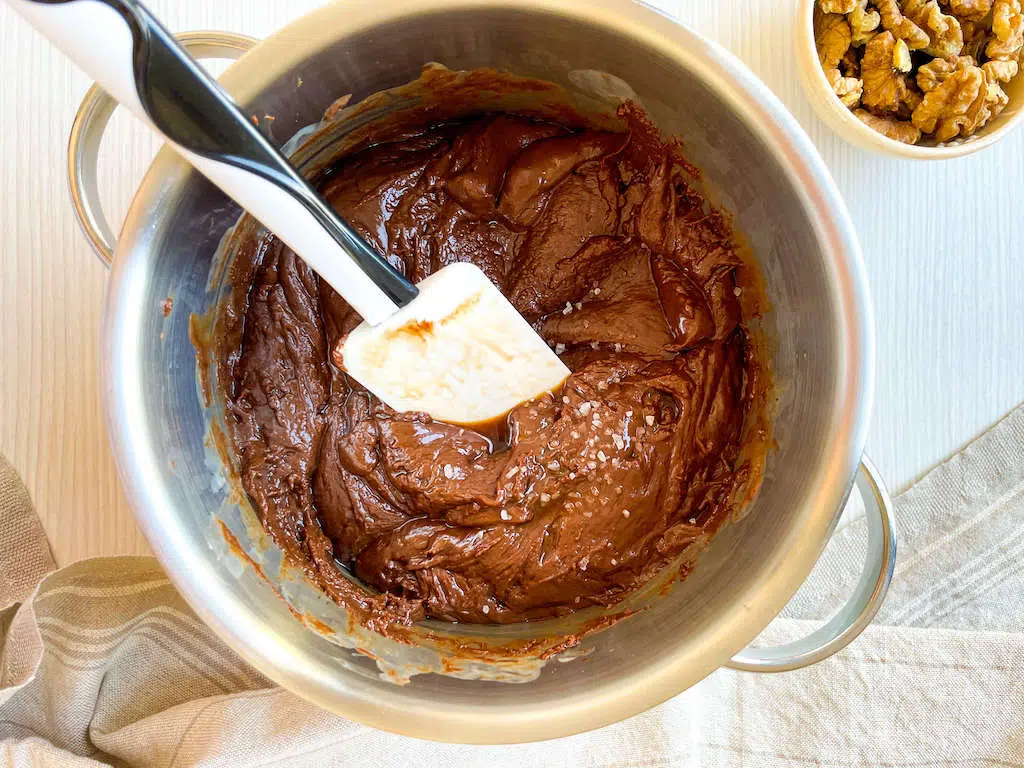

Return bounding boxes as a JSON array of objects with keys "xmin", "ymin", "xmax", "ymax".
[{"xmin": 102, "ymin": 0, "xmax": 874, "ymax": 743}]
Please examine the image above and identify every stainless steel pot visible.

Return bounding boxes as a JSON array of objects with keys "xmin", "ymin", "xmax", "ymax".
[{"xmin": 67, "ymin": 0, "xmax": 895, "ymax": 743}]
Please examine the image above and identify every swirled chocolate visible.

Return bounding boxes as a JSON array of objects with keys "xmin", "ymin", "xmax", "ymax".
[{"xmin": 220, "ymin": 99, "xmax": 766, "ymax": 628}]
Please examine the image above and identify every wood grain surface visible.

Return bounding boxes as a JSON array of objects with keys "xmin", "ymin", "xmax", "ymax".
[{"xmin": 1, "ymin": 0, "xmax": 1022, "ymax": 565}]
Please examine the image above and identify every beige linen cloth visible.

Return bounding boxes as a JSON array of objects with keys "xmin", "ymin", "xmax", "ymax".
[{"xmin": 2, "ymin": 404, "xmax": 1024, "ymax": 767}]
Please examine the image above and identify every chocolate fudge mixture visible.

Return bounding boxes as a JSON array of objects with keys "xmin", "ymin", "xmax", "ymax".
[{"xmin": 221, "ymin": 106, "xmax": 764, "ymax": 627}]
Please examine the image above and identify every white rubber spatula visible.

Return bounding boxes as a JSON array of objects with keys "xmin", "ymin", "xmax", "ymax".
[{"xmin": 8, "ymin": 0, "xmax": 570, "ymax": 426}]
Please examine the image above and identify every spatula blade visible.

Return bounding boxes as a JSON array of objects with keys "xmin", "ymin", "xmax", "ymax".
[{"xmin": 340, "ymin": 262, "xmax": 570, "ymax": 426}]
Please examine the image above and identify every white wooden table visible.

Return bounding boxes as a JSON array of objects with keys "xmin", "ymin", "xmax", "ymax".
[{"xmin": 2, "ymin": 0, "xmax": 1022, "ymax": 566}]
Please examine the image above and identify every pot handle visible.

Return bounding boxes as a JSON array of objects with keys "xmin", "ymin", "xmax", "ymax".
[
  {"xmin": 726, "ymin": 456, "xmax": 896, "ymax": 673},
  {"xmin": 67, "ymin": 30, "xmax": 258, "ymax": 268}
]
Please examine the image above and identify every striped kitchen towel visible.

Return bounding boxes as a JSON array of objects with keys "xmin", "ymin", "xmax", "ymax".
[{"xmin": 1, "ymin": 405, "xmax": 1023, "ymax": 767}]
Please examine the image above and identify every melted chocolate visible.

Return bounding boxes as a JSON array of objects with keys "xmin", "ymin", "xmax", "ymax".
[{"xmin": 223, "ymin": 109, "xmax": 759, "ymax": 627}]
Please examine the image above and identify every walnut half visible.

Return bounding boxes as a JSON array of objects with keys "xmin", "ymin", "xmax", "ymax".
[
  {"xmin": 853, "ymin": 109, "xmax": 923, "ymax": 143},
  {"xmin": 913, "ymin": 61, "xmax": 1010, "ymax": 140},
  {"xmin": 875, "ymin": 0, "xmax": 932, "ymax": 49},
  {"xmin": 949, "ymin": 0, "xmax": 994, "ymax": 21},
  {"xmin": 987, "ymin": 0, "xmax": 1024, "ymax": 60},
  {"xmin": 916, "ymin": 56, "xmax": 974, "ymax": 91},
  {"xmin": 983, "ymin": 58, "xmax": 1020, "ymax": 81},
  {"xmin": 829, "ymin": 68, "xmax": 866, "ymax": 106},
  {"xmin": 911, "ymin": 66, "xmax": 985, "ymax": 141},
  {"xmin": 816, "ymin": 9, "xmax": 854, "ymax": 70},
  {"xmin": 849, "ymin": 0, "xmax": 882, "ymax": 44},
  {"xmin": 862, "ymin": 31, "xmax": 912, "ymax": 112},
  {"xmin": 903, "ymin": 0, "xmax": 965, "ymax": 58}
]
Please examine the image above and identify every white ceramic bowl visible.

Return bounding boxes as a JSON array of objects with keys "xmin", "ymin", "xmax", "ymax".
[{"xmin": 796, "ymin": 0, "xmax": 1024, "ymax": 159}]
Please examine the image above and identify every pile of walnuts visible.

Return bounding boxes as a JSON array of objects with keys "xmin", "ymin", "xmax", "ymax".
[{"xmin": 815, "ymin": 0, "xmax": 1023, "ymax": 144}]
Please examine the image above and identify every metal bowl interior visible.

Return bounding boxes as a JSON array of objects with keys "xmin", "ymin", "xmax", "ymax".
[{"xmin": 102, "ymin": 0, "xmax": 873, "ymax": 744}]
